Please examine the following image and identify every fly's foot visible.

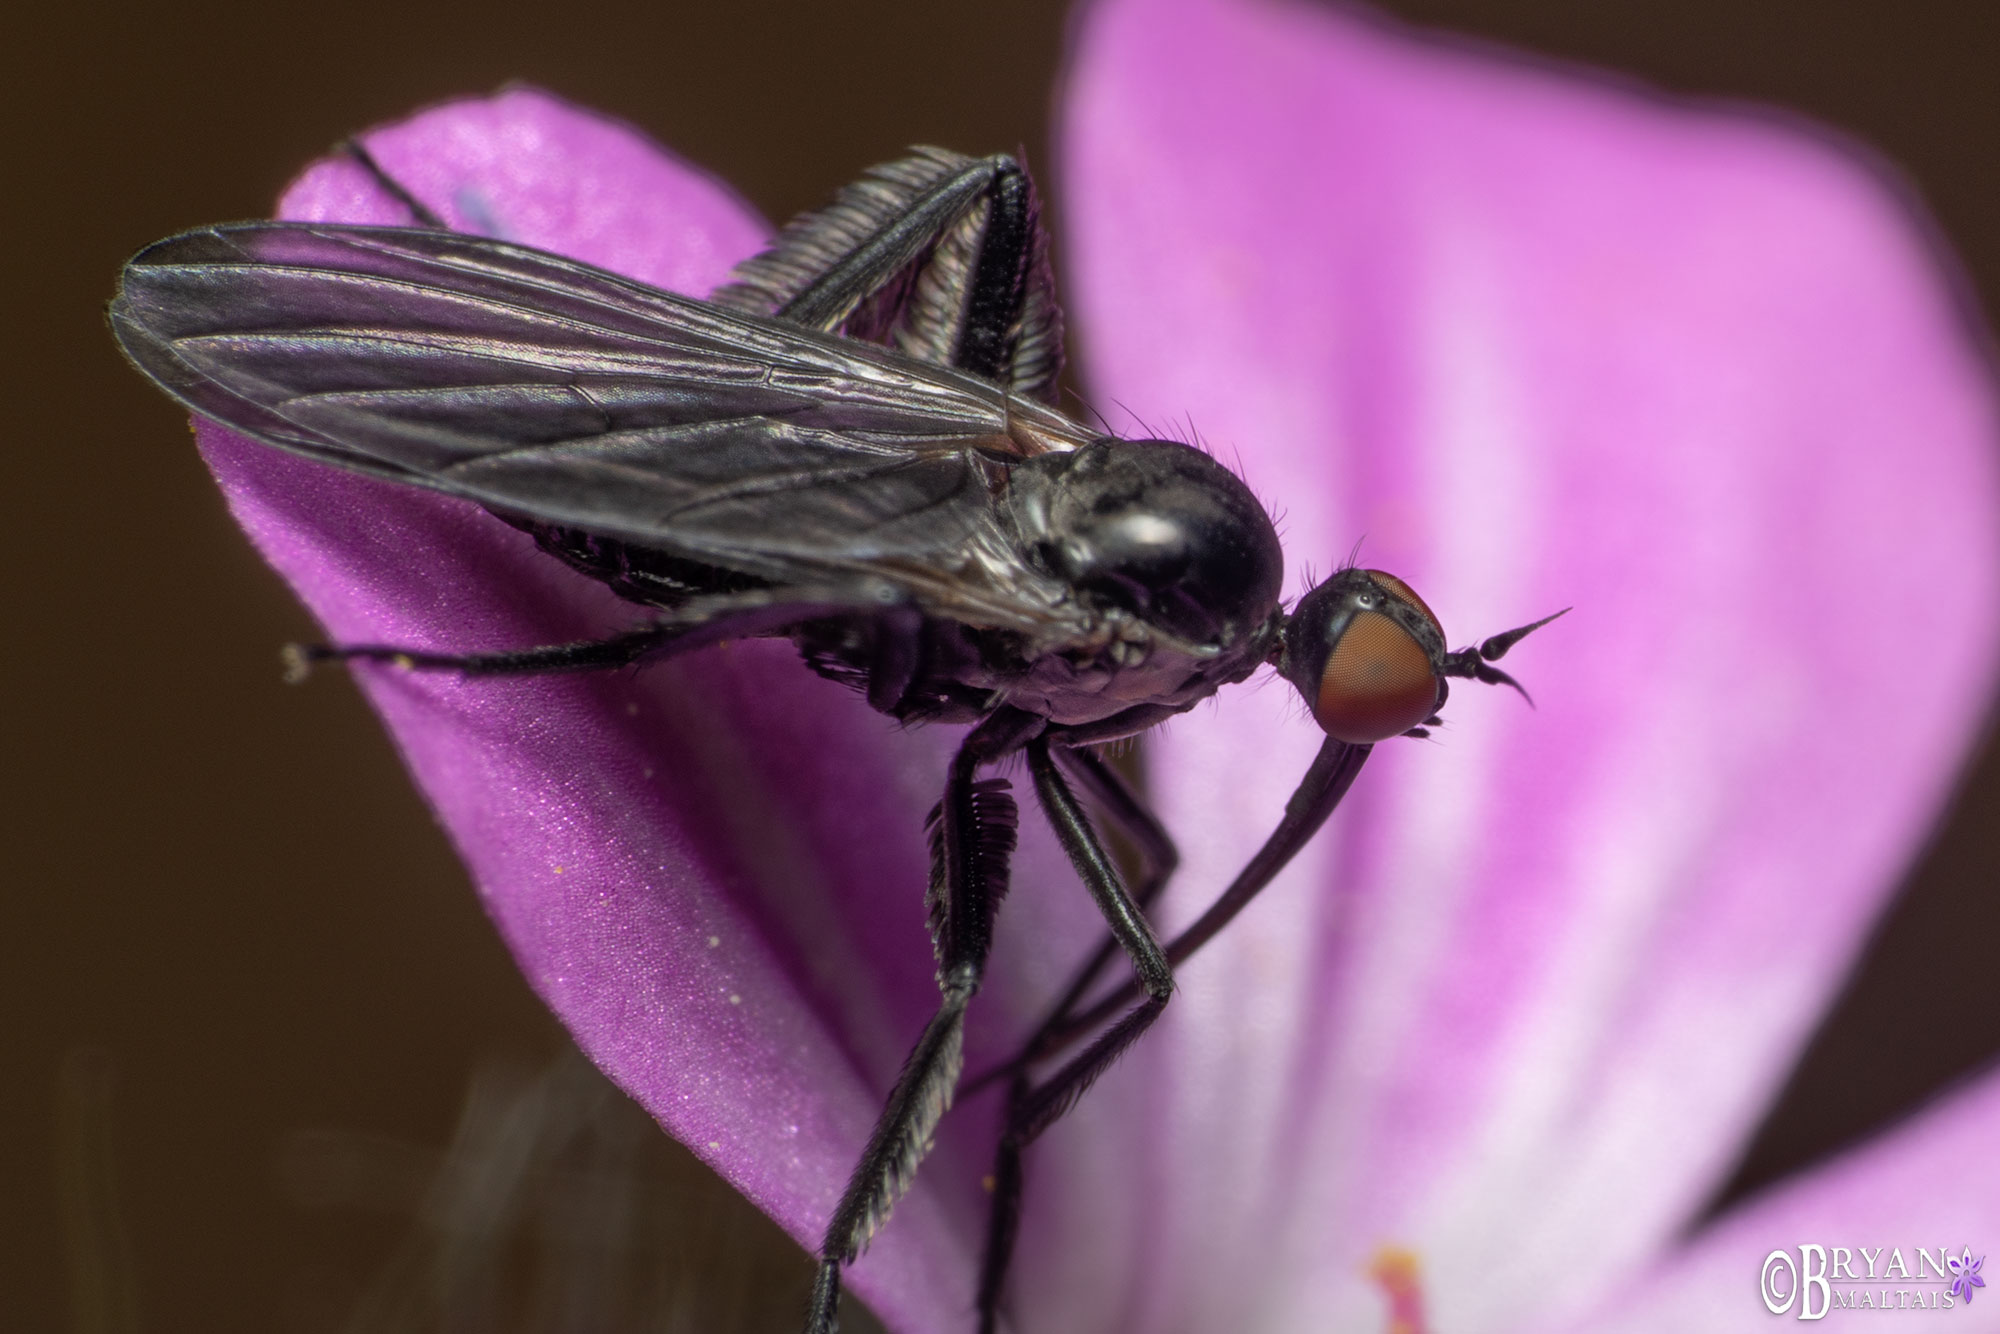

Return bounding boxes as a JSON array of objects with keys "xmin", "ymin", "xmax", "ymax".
[
  {"xmin": 281, "ymin": 640, "xmax": 420, "ymax": 683},
  {"xmin": 279, "ymin": 642, "xmax": 320, "ymax": 684}
]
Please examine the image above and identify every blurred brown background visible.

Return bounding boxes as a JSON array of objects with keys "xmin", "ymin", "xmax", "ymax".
[{"xmin": 5, "ymin": 1, "xmax": 1999, "ymax": 1330}]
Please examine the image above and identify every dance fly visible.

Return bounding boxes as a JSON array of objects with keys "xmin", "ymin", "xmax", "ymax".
[{"xmin": 110, "ymin": 142, "xmax": 1562, "ymax": 1333}]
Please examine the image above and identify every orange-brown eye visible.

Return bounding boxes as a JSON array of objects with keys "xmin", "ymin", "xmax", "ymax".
[
  {"xmin": 1312, "ymin": 609, "xmax": 1441, "ymax": 743},
  {"xmin": 1365, "ymin": 569, "xmax": 1438, "ymax": 628}
]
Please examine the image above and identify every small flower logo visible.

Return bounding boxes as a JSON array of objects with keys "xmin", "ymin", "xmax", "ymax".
[{"xmin": 1948, "ymin": 1248, "xmax": 1986, "ymax": 1304}]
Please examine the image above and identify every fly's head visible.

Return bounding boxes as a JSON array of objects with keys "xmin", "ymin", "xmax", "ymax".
[
  {"xmin": 1008, "ymin": 439, "xmax": 1285, "ymax": 652},
  {"xmin": 1277, "ymin": 568, "xmax": 1568, "ymax": 743}
]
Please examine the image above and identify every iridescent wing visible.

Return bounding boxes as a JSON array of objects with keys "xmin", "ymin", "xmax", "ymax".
[{"xmin": 111, "ymin": 222, "xmax": 1099, "ymax": 632}]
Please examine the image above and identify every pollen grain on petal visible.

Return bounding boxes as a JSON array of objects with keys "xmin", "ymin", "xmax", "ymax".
[{"xmin": 1367, "ymin": 1245, "xmax": 1430, "ymax": 1334}]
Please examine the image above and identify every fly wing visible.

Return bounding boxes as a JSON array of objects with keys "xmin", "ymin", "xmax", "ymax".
[{"xmin": 111, "ymin": 222, "xmax": 1097, "ymax": 631}]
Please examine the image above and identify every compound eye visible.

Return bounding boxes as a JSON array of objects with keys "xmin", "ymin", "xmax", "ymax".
[
  {"xmin": 1312, "ymin": 609, "xmax": 1440, "ymax": 743},
  {"xmin": 1365, "ymin": 569, "xmax": 1438, "ymax": 628}
]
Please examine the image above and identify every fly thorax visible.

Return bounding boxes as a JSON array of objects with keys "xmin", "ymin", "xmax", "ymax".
[
  {"xmin": 1054, "ymin": 604, "xmax": 1153, "ymax": 669},
  {"xmin": 1005, "ymin": 438, "xmax": 1284, "ymax": 653}
]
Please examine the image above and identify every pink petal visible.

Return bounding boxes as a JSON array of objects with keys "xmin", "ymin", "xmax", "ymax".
[
  {"xmin": 193, "ymin": 89, "xmax": 1095, "ymax": 1332},
  {"xmin": 1036, "ymin": 0, "xmax": 2000, "ymax": 1329},
  {"xmin": 1569, "ymin": 1069, "xmax": 2000, "ymax": 1331}
]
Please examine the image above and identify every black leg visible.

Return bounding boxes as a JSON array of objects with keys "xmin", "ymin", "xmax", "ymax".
[
  {"xmin": 977, "ymin": 1110, "xmax": 1026, "ymax": 1334},
  {"xmin": 970, "ymin": 741, "xmax": 1370, "ymax": 1328},
  {"xmin": 284, "ymin": 584, "xmax": 920, "ymax": 685},
  {"xmin": 803, "ymin": 710, "xmax": 1041, "ymax": 1334},
  {"xmin": 778, "ymin": 155, "xmax": 1020, "ymax": 335},
  {"xmin": 720, "ymin": 147, "xmax": 1059, "ymax": 401},
  {"xmin": 968, "ymin": 737, "xmax": 1370, "ymax": 1108},
  {"xmin": 1026, "ymin": 740, "xmax": 1173, "ymax": 1010},
  {"xmin": 1019, "ymin": 747, "xmax": 1178, "ymax": 1049},
  {"xmin": 342, "ymin": 137, "xmax": 446, "ymax": 228},
  {"xmin": 281, "ymin": 625, "xmax": 675, "ymax": 682},
  {"xmin": 948, "ymin": 162, "xmax": 1036, "ymax": 382},
  {"xmin": 963, "ymin": 744, "xmax": 1179, "ymax": 1102},
  {"xmin": 1053, "ymin": 746, "xmax": 1179, "ymax": 907},
  {"xmin": 974, "ymin": 738, "xmax": 1175, "ymax": 1332},
  {"xmin": 1023, "ymin": 739, "xmax": 1371, "ymax": 1066},
  {"xmin": 968, "ymin": 736, "xmax": 1376, "ymax": 1328},
  {"xmin": 977, "ymin": 994, "xmax": 1168, "ymax": 1334}
]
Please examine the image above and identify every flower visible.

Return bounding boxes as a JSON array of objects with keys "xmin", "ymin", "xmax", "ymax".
[
  {"xmin": 187, "ymin": 0, "xmax": 2000, "ymax": 1329},
  {"xmin": 1950, "ymin": 1249, "xmax": 1986, "ymax": 1304}
]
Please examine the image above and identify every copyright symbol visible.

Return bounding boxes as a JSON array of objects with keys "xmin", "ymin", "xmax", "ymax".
[{"xmin": 1761, "ymin": 1249, "xmax": 1798, "ymax": 1315}]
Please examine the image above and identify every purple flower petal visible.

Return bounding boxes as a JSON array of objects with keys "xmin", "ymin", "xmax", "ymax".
[
  {"xmin": 1037, "ymin": 0, "xmax": 2000, "ymax": 1329},
  {"xmin": 193, "ymin": 88, "xmax": 1098, "ymax": 1332},
  {"xmin": 1566, "ymin": 1070, "xmax": 2000, "ymax": 1330},
  {"xmin": 179, "ymin": 33, "xmax": 2000, "ymax": 1334}
]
